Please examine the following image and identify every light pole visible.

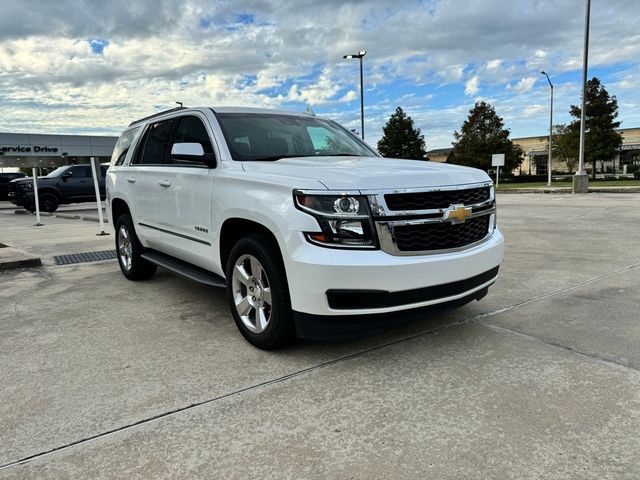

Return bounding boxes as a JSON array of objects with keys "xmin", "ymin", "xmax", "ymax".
[
  {"xmin": 575, "ymin": 0, "xmax": 591, "ymax": 193},
  {"xmin": 541, "ymin": 71, "xmax": 553, "ymax": 186},
  {"xmin": 343, "ymin": 50, "xmax": 366, "ymax": 140}
]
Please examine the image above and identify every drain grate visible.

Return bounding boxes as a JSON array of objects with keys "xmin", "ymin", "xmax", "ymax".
[{"xmin": 54, "ymin": 250, "xmax": 117, "ymax": 265}]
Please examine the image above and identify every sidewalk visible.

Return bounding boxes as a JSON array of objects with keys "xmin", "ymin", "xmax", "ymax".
[
  {"xmin": 497, "ymin": 185, "xmax": 640, "ymax": 194},
  {"xmin": 0, "ymin": 205, "xmax": 113, "ymax": 268}
]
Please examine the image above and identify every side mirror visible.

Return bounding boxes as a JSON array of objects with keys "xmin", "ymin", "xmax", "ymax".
[
  {"xmin": 171, "ymin": 143, "xmax": 216, "ymax": 167},
  {"xmin": 62, "ymin": 171, "xmax": 73, "ymax": 181}
]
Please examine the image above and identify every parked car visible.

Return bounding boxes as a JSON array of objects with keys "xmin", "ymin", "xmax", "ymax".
[
  {"xmin": 7, "ymin": 164, "xmax": 107, "ymax": 212},
  {"xmin": 107, "ymin": 107, "xmax": 504, "ymax": 349},
  {"xmin": 0, "ymin": 172, "xmax": 26, "ymax": 201}
]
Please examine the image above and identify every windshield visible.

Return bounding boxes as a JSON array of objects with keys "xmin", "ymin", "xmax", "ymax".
[
  {"xmin": 46, "ymin": 166, "xmax": 69, "ymax": 177},
  {"xmin": 214, "ymin": 113, "xmax": 378, "ymax": 161}
]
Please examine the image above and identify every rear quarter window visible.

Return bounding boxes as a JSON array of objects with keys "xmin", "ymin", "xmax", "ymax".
[{"xmin": 111, "ymin": 126, "xmax": 141, "ymax": 166}]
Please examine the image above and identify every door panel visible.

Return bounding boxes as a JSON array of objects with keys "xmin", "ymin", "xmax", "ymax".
[
  {"xmin": 156, "ymin": 167, "xmax": 215, "ymax": 269},
  {"xmin": 64, "ymin": 166, "xmax": 92, "ymax": 198},
  {"xmin": 154, "ymin": 114, "xmax": 216, "ymax": 269},
  {"xmin": 126, "ymin": 119, "xmax": 174, "ymax": 249}
]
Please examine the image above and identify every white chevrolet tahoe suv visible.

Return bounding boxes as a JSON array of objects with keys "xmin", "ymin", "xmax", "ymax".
[{"xmin": 107, "ymin": 107, "xmax": 504, "ymax": 349}]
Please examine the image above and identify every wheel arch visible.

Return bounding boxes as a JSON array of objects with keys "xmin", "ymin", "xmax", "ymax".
[
  {"xmin": 38, "ymin": 187, "xmax": 61, "ymax": 200},
  {"xmin": 111, "ymin": 197, "xmax": 131, "ymax": 224},
  {"xmin": 219, "ymin": 218, "xmax": 283, "ymax": 271}
]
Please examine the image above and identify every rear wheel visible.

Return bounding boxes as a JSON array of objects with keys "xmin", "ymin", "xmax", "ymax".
[
  {"xmin": 39, "ymin": 193, "xmax": 59, "ymax": 212},
  {"xmin": 226, "ymin": 234, "xmax": 294, "ymax": 349},
  {"xmin": 115, "ymin": 213, "xmax": 157, "ymax": 280}
]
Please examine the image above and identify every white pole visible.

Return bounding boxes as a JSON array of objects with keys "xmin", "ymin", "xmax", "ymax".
[
  {"xmin": 90, "ymin": 157, "xmax": 109, "ymax": 236},
  {"xmin": 574, "ymin": 0, "xmax": 590, "ymax": 193},
  {"xmin": 496, "ymin": 166, "xmax": 499, "ymax": 189},
  {"xmin": 548, "ymin": 84, "xmax": 553, "ymax": 186},
  {"xmin": 32, "ymin": 167, "xmax": 43, "ymax": 226}
]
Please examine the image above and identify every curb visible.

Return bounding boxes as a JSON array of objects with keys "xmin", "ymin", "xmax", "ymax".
[
  {"xmin": 498, "ymin": 189, "xmax": 572, "ymax": 194},
  {"xmin": 498, "ymin": 187, "xmax": 640, "ymax": 194},
  {"xmin": 0, "ymin": 244, "xmax": 42, "ymax": 271},
  {"xmin": 82, "ymin": 216, "xmax": 109, "ymax": 223}
]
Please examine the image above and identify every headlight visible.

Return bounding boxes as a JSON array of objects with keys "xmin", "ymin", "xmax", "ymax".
[
  {"xmin": 21, "ymin": 182, "xmax": 33, "ymax": 191},
  {"xmin": 294, "ymin": 191, "xmax": 378, "ymax": 249}
]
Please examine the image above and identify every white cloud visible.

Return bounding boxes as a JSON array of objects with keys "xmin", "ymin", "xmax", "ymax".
[
  {"xmin": 510, "ymin": 77, "xmax": 538, "ymax": 93},
  {"xmin": 486, "ymin": 59, "xmax": 502, "ymax": 70},
  {"xmin": 339, "ymin": 90, "xmax": 358, "ymax": 103},
  {"xmin": 465, "ymin": 76, "xmax": 480, "ymax": 96}
]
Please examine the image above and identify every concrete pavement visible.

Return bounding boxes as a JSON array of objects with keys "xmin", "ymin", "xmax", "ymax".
[{"xmin": 0, "ymin": 193, "xmax": 639, "ymax": 479}]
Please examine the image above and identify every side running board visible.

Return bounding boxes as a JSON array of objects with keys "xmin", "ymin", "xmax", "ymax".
[{"xmin": 141, "ymin": 250, "xmax": 226, "ymax": 288}]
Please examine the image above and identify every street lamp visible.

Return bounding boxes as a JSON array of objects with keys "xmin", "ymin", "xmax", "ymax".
[
  {"xmin": 541, "ymin": 71, "xmax": 553, "ymax": 186},
  {"xmin": 343, "ymin": 50, "xmax": 367, "ymax": 140}
]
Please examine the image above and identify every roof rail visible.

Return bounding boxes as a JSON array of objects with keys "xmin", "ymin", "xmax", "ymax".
[{"xmin": 128, "ymin": 106, "xmax": 186, "ymax": 127}]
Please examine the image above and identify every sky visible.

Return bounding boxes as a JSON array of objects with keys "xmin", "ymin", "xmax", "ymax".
[{"xmin": 0, "ymin": 0, "xmax": 638, "ymax": 149}]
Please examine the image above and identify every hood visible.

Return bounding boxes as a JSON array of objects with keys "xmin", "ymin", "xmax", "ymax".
[
  {"xmin": 242, "ymin": 156, "xmax": 490, "ymax": 190},
  {"xmin": 11, "ymin": 176, "xmax": 51, "ymax": 184}
]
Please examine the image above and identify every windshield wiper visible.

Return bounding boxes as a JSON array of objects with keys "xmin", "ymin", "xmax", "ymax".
[
  {"xmin": 322, "ymin": 153, "xmax": 364, "ymax": 157},
  {"xmin": 241, "ymin": 153, "xmax": 365, "ymax": 162},
  {"xmin": 241, "ymin": 154, "xmax": 305, "ymax": 162}
]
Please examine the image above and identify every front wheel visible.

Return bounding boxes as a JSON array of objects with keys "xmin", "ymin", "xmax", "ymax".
[
  {"xmin": 115, "ymin": 213, "xmax": 157, "ymax": 280},
  {"xmin": 226, "ymin": 234, "xmax": 294, "ymax": 349},
  {"xmin": 39, "ymin": 193, "xmax": 59, "ymax": 212}
]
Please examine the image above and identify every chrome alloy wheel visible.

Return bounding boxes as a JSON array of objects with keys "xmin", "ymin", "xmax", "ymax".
[
  {"xmin": 231, "ymin": 254, "xmax": 273, "ymax": 334},
  {"xmin": 117, "ymin": 224, "xmax": 133, "ymax": 271}
]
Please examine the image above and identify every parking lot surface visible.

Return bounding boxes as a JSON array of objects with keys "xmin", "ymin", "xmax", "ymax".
[{"xmin": 1, "ymin": 194, "xmax": 639, "ymax": 479}]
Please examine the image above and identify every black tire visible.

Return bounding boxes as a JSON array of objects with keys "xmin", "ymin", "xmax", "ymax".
[
  {"xmin": 225, "ymin": 234, "xmax": 295, "ymax": 349},
  {"xmin": 115, "ymin": 213, "xmax": 157, "ymax": 280},
  {"xmin": 39, "ymin": 193, "xmax": 59, "ymax": 212}
]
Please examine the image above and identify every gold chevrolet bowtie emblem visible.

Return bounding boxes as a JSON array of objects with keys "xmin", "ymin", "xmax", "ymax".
[{"xmin": 444, "ymin": 204, "xmax": 472, "ymax": 224}]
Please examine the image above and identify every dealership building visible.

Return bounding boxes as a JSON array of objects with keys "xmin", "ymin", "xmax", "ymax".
[
  {"xmin": 426, "ymin": 126, "xmax": 640, "ymax": 175},
  {"xmin": 0, "ymin": 132, "xmax": 117, "ymax": 170}
]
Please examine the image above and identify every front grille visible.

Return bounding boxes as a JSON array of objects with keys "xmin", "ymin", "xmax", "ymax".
[
  {"xmin": 7, "ymin": 183, "xmax": 16, "ymax": 195},
  {"xmin": 394, "ymin": 215, "xmax": 490, "ymax": 252},
  {"xmin": 385, "ymin": 186, "xmax": 490, "ymax": 211}
]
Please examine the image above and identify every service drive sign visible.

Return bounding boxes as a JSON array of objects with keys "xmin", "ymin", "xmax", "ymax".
[{"xmin": 492, "ymin": 154, "xmax": 505, "ymax": 167}]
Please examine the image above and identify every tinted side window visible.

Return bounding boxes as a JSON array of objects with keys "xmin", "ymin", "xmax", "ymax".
[
  {"xmin": 131, "ymin": 128, "xmax": 150, "ymax": 165},
  {"xmin": 171, "ymin": 116, "xmax": 214, "ymax": 165},
  {"xmin": 138, "ymin": 119, "xmax": 174, "ymax": 165},
  {"xmin": 111, "ymin": 126, "xmax": 140, "ymax": 166},
  {"xmin": 70, "ymin": 166, "xmax": 91, "ymax": 178}
]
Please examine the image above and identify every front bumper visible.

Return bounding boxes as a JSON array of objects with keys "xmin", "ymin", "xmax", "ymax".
[
  {"xmin": 7, "ymin": 189, "xmax": 32, "ymax": 207},
  {"xmin": 283, "ymin": 228, "xmax": 504, "ymax": 337},
  {"xmin": 293, "ymin": 286, "xmax": 490, "ymax": 340}
]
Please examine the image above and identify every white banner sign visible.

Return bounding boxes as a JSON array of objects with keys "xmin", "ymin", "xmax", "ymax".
[{"xmin": 492, "ymin": 154, "xmax": 505, "ymax": 167}]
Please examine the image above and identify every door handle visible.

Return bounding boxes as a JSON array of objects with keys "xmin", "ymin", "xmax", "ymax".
[
  {"xmin": 126, "ymin": 177, "xmax": 136, "ymax": 183},
  {"xmin": 158, "ymin": 180, "xmax": 171, "ymax": 188}
]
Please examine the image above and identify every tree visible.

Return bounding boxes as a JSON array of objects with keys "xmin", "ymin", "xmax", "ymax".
[
  {"xmin": 447, "ymin": 101, "xmax": 523, "ymax": 173},
  {"xmin": 569, "ymin": 77, "xmax": 622, "ymax": 179},
  {"xmin": 377, "ymin": 107, "xmax": 427, "ymax": 160},
  {"xmin": 548, "ymin": 123, "xmax": 580, "ymax": 174}
]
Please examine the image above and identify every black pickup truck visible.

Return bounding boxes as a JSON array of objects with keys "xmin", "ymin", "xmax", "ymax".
[
  {"xmin": 0, "ymin": 172, "xmax": 26, "ymax": 201},
  {"xmin": 7, "ymin": 164, "xmax": 107, "ymax": 212}
]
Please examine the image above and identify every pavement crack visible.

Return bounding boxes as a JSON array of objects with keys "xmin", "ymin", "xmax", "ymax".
[
  {"xmin": 467, "ymin": 262, "xmax": 640, "ymax": 372},
  {"xmin": 473, "ymin": 262, "xmax": 640, "ymax": 322},
  {"xmin": 480, "ymin": 323, "xmax": 638, "ymax": 372}
]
